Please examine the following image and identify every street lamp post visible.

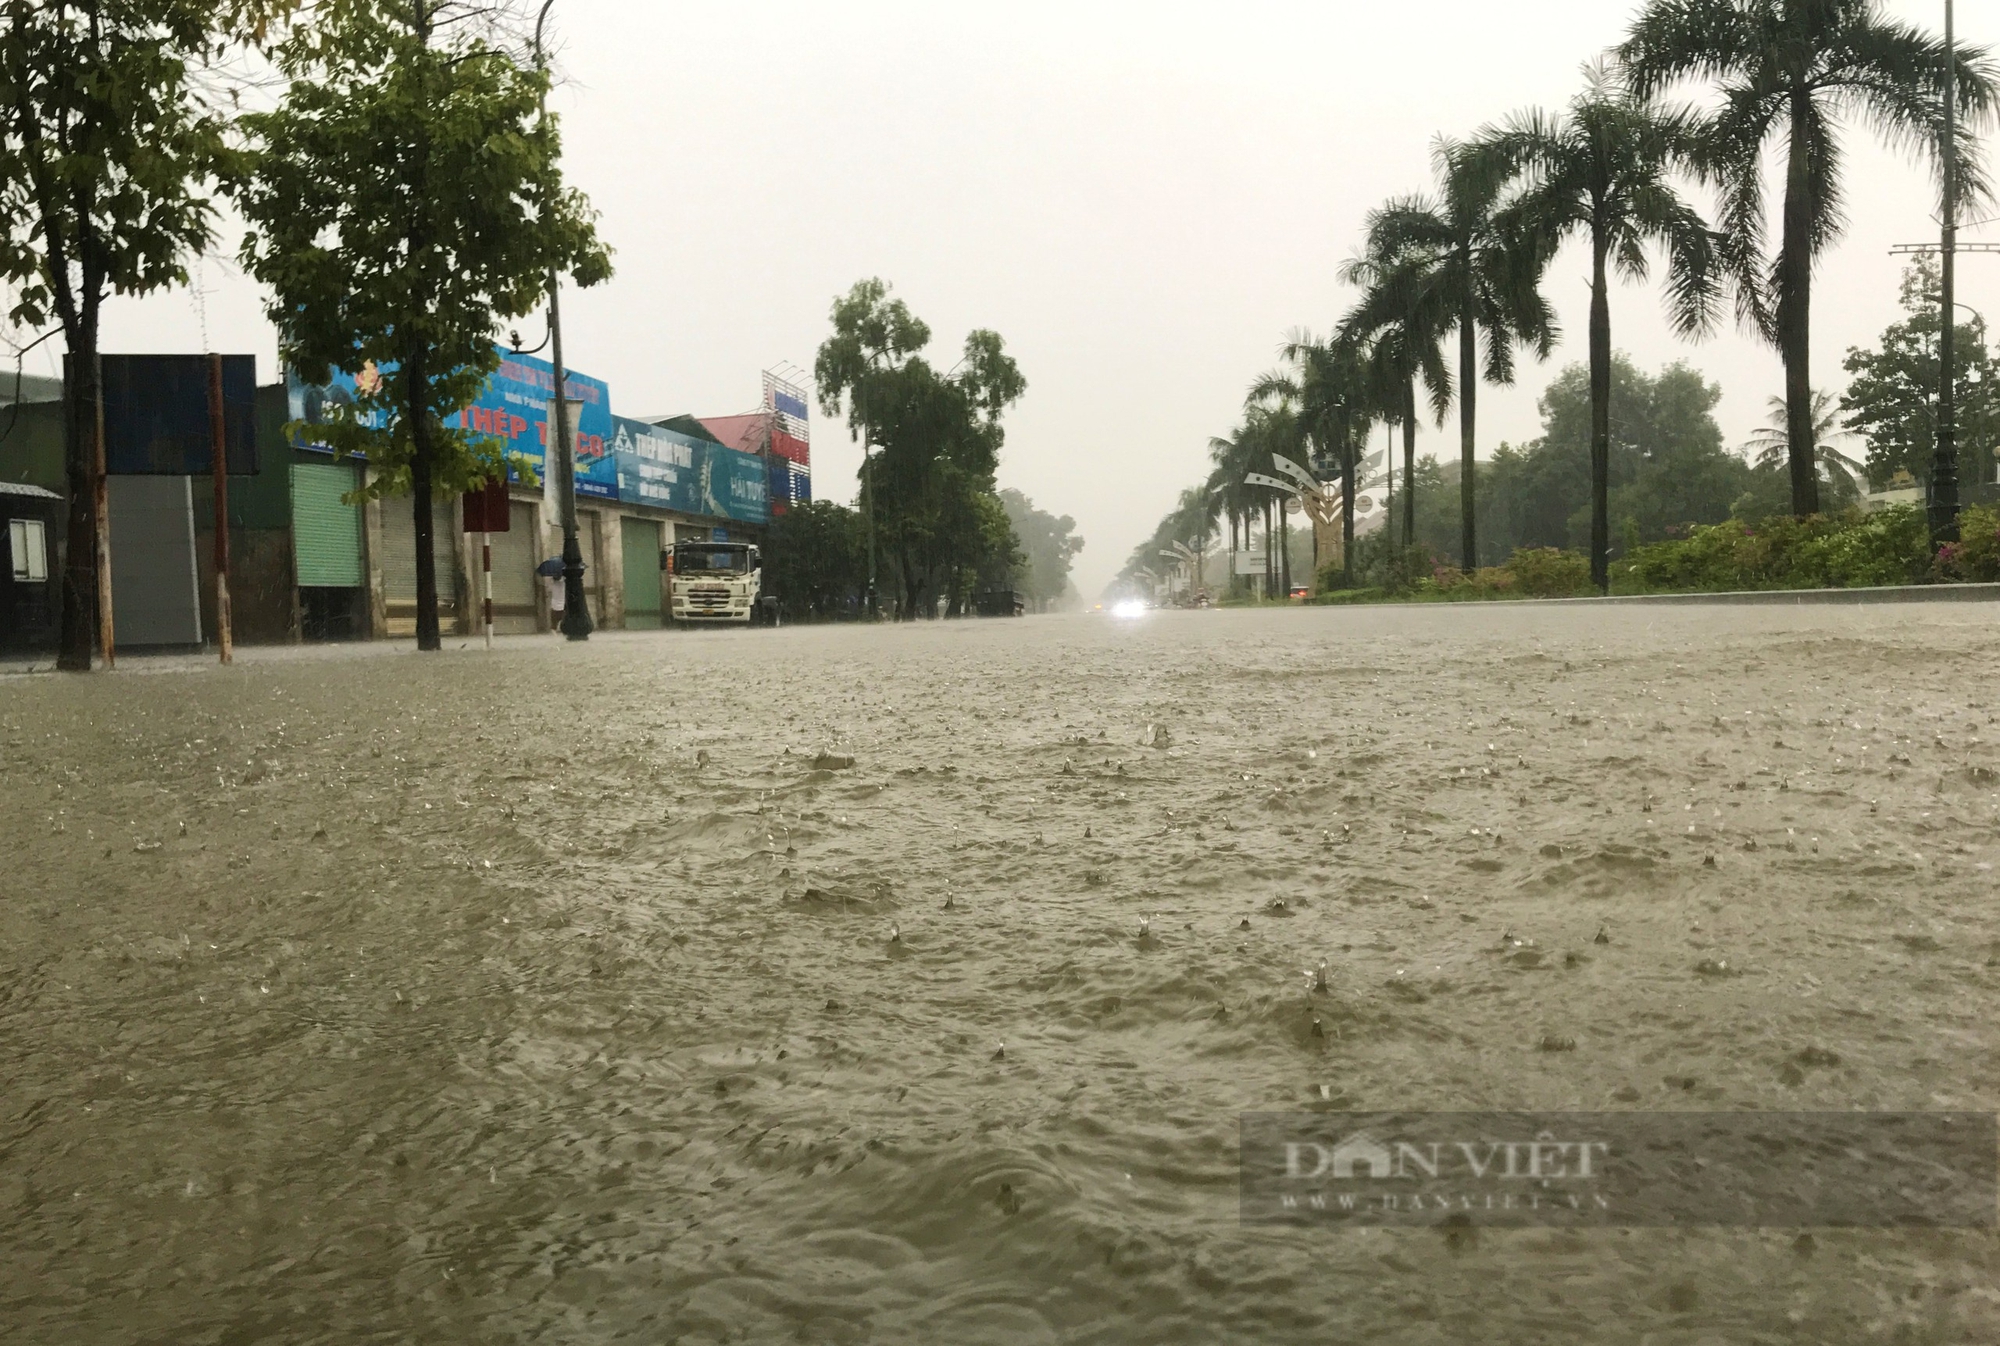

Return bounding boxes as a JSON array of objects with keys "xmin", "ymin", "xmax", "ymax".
[
  {"xmin": 536, "ymin": 0, "xmax": 591, "ymax": 638},
  {"xmin": 1930, "ymin": 0, "xmax": 1961, "ymax": 545}
]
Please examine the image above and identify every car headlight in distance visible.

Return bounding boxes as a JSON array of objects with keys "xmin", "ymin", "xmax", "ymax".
[{"xmin": 1112, "ymin": 598, "xmax": 1146, "ymax": 619}]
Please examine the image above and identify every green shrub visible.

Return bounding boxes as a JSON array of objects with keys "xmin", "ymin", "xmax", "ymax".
[
  {"xmin": 1616, "ymin": 506, "xmax": 1933, "ymax": 593},
  {"xmin": 1417, "ymin": 564, "xmax": 1518, "ymax": 600},
  {"xmin": 1313, "ymin": 556, "xmax": 1345, "ymax": 594},
  {"xmin": 1503, "ymin": 547, "xmax": 1593, "ymax": 598}
]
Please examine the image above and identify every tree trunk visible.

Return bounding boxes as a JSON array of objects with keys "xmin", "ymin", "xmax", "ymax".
[
  {"xmin": 1588, "ymin": 229, "xmax": 1612, "ymax": 593},
  {"xmin": 406, "ymin": 0, "xmax": 441, "ymax": 651},
  {"xmin": 1263, "ymin": 499, "xmax": 1275, "ymax": 598},
  {"xmin": 902, "ymin": 550, "xmax": 923, "ymax": 620},
  {"xmin": 1382, "ymin": 421, "xmax": 1394, "ymax": 550},
  {"xmin": 1458, "ymin": 310, "xmax": 1477, "ymax": 569},
  {"xmin": 58, "ymin": 307, "xmax": 101, "ymax": 671},
  {"xmin": 1779, "ymin": 93, "xmax": 1820, "ymax": 518},
  {"xmin": 1279, "ymin": 499, "xmax": 1291, "ymax": 596},
  {"xmin": 407, "ymin": 340, "xmax": 441, "ymax": 651},
  {"xmin": 1403, "ymin": 380, "xmax": 1417, "ymax": 557},
  {"xmin": 1340, "ymin": 435, "xmax": 1356, "ymax": 589}
]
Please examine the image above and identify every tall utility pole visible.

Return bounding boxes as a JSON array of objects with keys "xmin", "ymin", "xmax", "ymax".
[
  {"xmin": 1930, "ymin": 0, "xmax": 1961, "ymax": 545},
  {"xmin": 537, "ymin": 0, "xmax": 591, "ymax": 638},
  {"xmin": 862, "ymin": 434, "xmax": 878, "ymax": 618}
]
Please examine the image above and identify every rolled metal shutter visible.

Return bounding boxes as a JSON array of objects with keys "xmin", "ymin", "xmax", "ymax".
[
  {"xmin": 290, "ymin": 461, "xmax": 363, "ymax": 587},
  {"xmin": 379, "ymin": 495, "xmax": 417, "ymax": 603},
  {"xmin": 378, "ymin": 493, "xmax": 458, "ymax": 633},
  {"xmin": 620, "ymin": 516, "xmax": 662, "ymax": 626},
  {"xmin": 488, "ymin": 500, "xmax": 539, "ymax": 633},
  {"xmin": 107, "ymin": 476, "xmax": 200, "ymax": 646}
]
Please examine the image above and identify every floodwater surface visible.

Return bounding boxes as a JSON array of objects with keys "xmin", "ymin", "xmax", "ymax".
[{"xmin": 4, "ymin": 604, "xmax": 1999, "ymax": 1344}]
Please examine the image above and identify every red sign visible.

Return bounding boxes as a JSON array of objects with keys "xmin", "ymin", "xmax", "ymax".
[
  {"xmin": 771, "ymin": 429, "xmax": 810, "ymax": 465},
  {"xmin": 462, "ymin": 479, "xmax": 511, "ymax": 532}
]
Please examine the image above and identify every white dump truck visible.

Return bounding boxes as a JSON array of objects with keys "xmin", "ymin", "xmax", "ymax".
[{"xmin": 666, "ymin": 540, "xmax": 779, "ymax": 626}]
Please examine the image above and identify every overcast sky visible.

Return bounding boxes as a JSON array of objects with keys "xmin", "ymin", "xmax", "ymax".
[{"xmin": 76, "ymin": 0, "xmax": 1998, "ymax": 599}]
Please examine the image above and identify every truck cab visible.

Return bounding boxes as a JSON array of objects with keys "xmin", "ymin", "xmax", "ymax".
[{"xmin": 666, "ymin": 541, "xmax": 772, "ymax": 625}]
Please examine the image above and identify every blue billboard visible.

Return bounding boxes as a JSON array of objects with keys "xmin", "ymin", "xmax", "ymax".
[
  {"xmin": 768, "ymin": 456, "xmax": 810, "ymax": 513},
  {"xmin": 458, "ymin": 352, "xmax": 616, "ymax": 499},
  {"xmin": 611, "ymin": 416, "xmax": 769, "ymax": 525},
  {"xmin": 289, "ymin": 353, "xmax": 770, "ymax": 527},
  {"xmin": 287, "ymin": 350, "xmax": 616, "ymax": 498}
]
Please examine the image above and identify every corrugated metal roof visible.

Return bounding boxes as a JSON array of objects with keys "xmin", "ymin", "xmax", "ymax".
[
  {"xmin": 0, "ymin": 372, "xmax": 61, "ymax": 405},
  {"xmin": 698, "ymin": 413, "xmax": 769, "ymax": 454},
  {"xmin": 649, "ymin": 415, "xmax": 728, "ymax": 446},
  {"xmin": 0, "ymin": 480, "xmax": 60, "ymax": 499}
]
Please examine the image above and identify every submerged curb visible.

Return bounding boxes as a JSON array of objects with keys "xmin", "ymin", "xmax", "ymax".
[
  {"xmin": 1584, "ymin": 582, "xmax": 2000, "ymax": 607},
  {"xmin": 1313, "ymin": 582, "xmax": 2000, "ymax": 610}
]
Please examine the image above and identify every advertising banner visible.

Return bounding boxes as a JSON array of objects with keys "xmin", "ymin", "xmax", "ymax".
[
  {"xmin": 762, "ymin": 369, "xmax": 810, "ymax": 474},
  {"xmin": 767, "ymin": 456, "xmax": 810, "ymax": 514},
  {"xmin": 769, "ymin": 429, "xmax": 810, "ymax": 465},
  {"xmin": 610, "ymin": 416, "xmax": 769, "ymax": 526},
  {"xmin": 288, "ymin": 350, "xmax": 615, "ymax": 499}
]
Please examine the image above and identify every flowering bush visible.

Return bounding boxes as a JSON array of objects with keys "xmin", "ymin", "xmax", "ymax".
[{"xmin": 1933, "ymin": 504, "xmax": 2000, "ymax": 582}]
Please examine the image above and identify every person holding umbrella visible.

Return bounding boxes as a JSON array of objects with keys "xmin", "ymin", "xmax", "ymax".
[{"xmin": 536, "ymin": 556, "xmax": 571, "ymax": 630}]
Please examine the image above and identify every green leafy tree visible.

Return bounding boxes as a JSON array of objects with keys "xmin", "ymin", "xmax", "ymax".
[
  {"xmin": 813, "ymin": 280, "xmax": 1026, "ymax": 618},
  {"xmin": 1342, "ymin": 139, "xmax": 1555, "ymax": 569},
  {"xmin": 233, "ymin": 0, "xmax": 610, "ymax": 651},
  {"xmin": 763, "ymin": 499, "xmax": 866, "ymax": 620},
  {"xmin": 0, "ymin": 0, "xmax": 284, "ymax": 670},
  {"xmin": 1621, "ymin": 0, "xmax": 1996, "ymax": 518},
  {"xmin": 1839, "ymin": 257, "xmax": 2000, "ymax": 497},
  {"xmin": 1394, "ymin": 358, "xmax": 1744, "ymax": 565},
  {"xmin": 1483, "ymin": 63, "xmax": 1721, "ymax": 591},
  {"xmin": 812, "ymin": 277, "xmax": 930, "ymax": 613},
  {"xmin": 1516, "ymin": 357, "xmax": 1747, "ymax": 550},
  {"xmin": 998, "ymin": 488, "xmax": 1084, "ymax": 611}
]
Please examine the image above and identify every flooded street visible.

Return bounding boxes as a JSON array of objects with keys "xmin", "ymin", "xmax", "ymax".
[{"xmin": 6, "ymin": 604, "xmax": 2000, "ymax": 1344}]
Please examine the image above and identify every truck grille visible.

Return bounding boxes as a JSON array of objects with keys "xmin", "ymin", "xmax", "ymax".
[{"xmin": 688, "ymin": 587, "xmax": 732, "ymax": 610}]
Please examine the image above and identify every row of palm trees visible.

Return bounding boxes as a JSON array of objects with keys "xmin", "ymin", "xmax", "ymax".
[{"xmin": 1200, "ymin": 0, "xmax": 1992, "ymax": 594}]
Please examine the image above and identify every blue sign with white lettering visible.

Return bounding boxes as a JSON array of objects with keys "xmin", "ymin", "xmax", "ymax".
[
  {"xmin": 610, "ymin": 417, "xmax": 769, "ymax": 525},
  {"xmin": 287, "ymin": 350, "xmax": 616, "ymax": 498}
]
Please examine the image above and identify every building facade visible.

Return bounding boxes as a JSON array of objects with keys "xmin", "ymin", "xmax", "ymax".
[{"xmin": 0, "ymin": 354, "xmax": 801, "ymax": 652}]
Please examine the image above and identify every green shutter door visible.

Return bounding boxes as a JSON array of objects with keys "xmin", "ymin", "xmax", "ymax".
[
  {"xmin": 291, "ymin": 462, "xmax": 364, "ymax": 587},
  {"xmin": 620, "ymin": 517, "xmax": 662, "ymax": 627}
]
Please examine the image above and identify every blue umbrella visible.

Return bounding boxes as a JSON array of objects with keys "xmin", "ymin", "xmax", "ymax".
[{"xmin": 535, "ymin": 558, "xmax": 565, "ymax": 578}]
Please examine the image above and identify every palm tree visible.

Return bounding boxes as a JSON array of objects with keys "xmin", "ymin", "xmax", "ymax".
[
  {"xmin": 1206, "ymin": 429, "xmax": 1261, "ymax": 596},
  {"xmin": 1621, "ymin": 0, "xmax": 1995, "ymax": 518},
  {"xmin": 1236, "ymin": 402, "xmax": 1301, "ymax": 594},
  {"xmin": 1742, "ymin": 391, "xmax": 1864, "ymax": 493},
  {"xmin": 1483, "ymin": 64, "xmax": 1723, "ymax": 592},
  {"xmin": 1337, "ymin": 283, "xmax": 1452, "ymax": 560},
  {"xmin": 1342, "ymin": 139, "xmax": 1555, "ymax": 570},
  {"xmin": 1250, "ymin": 334, "xmax": 1375, "ymax": 587}
]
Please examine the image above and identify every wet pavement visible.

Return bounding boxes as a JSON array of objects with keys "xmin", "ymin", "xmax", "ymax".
[{"xmin": 5, "ymin": 606, "xmax": 1999, "ymax": 1344}]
